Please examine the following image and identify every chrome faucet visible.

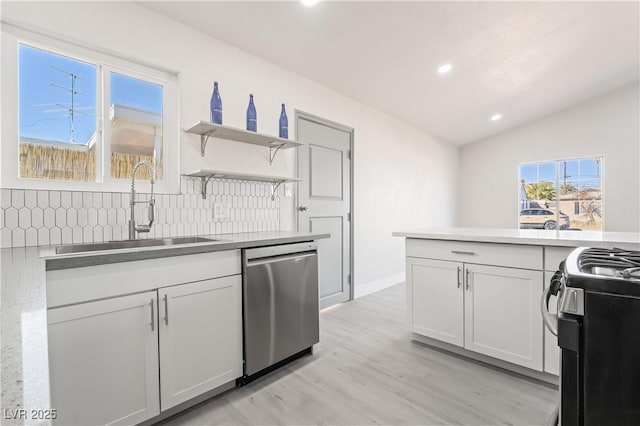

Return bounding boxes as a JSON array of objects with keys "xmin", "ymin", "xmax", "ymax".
[{"xmin": 129, "ymin": 161, "xmax": 156, "ymax": 240}]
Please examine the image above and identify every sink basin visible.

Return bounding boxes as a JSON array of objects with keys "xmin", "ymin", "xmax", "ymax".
[{"xmin": 54, "ymin": 236, "xmax": 218, "ymax": 254}]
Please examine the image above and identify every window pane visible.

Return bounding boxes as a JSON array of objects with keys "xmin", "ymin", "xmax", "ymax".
[
  {"xmin": 538, "ymin": 162, "xmax": 556, "ymax": 183},
  {"xmin": 519, "ymin": 164, "xmax": 537, "ymax": 184},
  {"xmin": 19, "ymin": 44, "xmax": 97, "ymax": 181},
  {"xmin": 559, "ymin": 157, "xmax": 603, "ymax": 231},
  {"xmin": 109, "ymin": 72, "xmax": 163, "ymax": 181},
  {"xmin": 519, "ymin": 157, "xmax": 603, "ymax": 231}
]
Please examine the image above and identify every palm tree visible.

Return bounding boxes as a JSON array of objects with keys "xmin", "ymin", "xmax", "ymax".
[{"xmin": 525, "ymin": 181, "xmax": 556, "ymax": 201}]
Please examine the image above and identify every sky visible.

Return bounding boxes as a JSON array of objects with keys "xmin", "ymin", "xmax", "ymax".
[
  {"xmin": 19, "ymin": 44, "xmax": 162, "ymax": 145},
  {"xmin": 519, "ymin": 158, "xmax": 602, "ymax": 189}
]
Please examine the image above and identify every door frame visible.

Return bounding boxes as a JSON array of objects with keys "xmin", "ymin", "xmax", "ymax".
[{"xmin": 294, "ymin": 110, "xmax": 355, "ymax": 303}]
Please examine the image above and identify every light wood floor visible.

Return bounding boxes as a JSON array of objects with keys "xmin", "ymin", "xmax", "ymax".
[{"xmin": 162, "ymin": 284, "xmax": 557, "ymax": 426}]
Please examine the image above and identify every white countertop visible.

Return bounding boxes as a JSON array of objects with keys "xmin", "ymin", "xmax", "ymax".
[{"xmin": 393, "ymin": 227, "xmax": 640, "ymax": 249}]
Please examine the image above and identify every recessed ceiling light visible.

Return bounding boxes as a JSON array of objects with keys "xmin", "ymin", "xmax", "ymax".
[
  {"xmin": 300, "ymin": 0, "xmax": 320, "ymax": 6},
  {"xmin": 437, "ymin": 63, "xmax": 453, "ymax": 74},
  {"xmin": 490, "ymin": 114, "xmax": 502, "ymax": 122}
]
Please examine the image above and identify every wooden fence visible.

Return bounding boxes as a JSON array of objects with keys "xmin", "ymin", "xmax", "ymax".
[{"xmin": 19, "ymin": 144, "xmax": 163, "ymax": 182}]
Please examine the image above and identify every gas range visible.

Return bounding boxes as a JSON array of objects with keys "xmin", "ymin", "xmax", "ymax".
[{"xmin": 545, "ymin": 246, "xmax": 640, "ymax": 426}]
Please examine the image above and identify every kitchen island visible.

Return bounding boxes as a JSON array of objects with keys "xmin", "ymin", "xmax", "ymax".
[
  {"xmin": 1, "ymin": 231, "xmax": 328, "ymax": 426},
  {"xmin": 393, "ymin": 227, "xmax": 640, "ymax": 382}
]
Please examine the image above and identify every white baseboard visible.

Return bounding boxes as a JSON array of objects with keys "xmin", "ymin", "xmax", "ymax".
[{"xmin": 354, "ymin": 273, "xmax": 405, "ymax": 299}]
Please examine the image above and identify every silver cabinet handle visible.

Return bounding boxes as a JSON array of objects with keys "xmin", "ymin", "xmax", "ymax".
[
  {"xmin": 298, "ymin": 206, "xmax": 308, "ymax": 212},
  {"xmin": 451, "ymin": 250, "xmax": 475, "ymax": 255},
  {"xmin": 457, "ymin": 266, "xmax": 462, "ymax": 288},
  {"xmin": 465, "ymin": 269, "xmax": 471, "ymax": 290},
  {"xmin": 163, "ymin": 294, "xmax": 169, "ymax": 326},
  {"xmin": 149, "ymin": 299, "xmax": 155, "ymax": 331}
]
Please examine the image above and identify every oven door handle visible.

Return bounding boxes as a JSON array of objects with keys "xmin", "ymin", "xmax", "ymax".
[{"xmin": 541, "ymin": 284, "xmax": 559, "ymax": 336}]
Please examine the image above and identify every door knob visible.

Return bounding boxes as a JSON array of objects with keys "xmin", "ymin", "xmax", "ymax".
[{"xmin": 298, "ymin": 206, "xmax": 309, "ymax": 212}]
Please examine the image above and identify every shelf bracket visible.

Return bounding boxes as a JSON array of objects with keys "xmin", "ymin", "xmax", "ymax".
[
  {"xmin": 200, "ymin": 129, "xmax": 217, "ymax": 157},
  {"xmin": 271, "ymin": 181, "xmax": 285, "ymax": 201},
  {"xmin": 199, "ymin": 175, "xmax": 215, "ymax": 199},
  {"xmin": 269, "ymin": 142, "xmax": 285, "ymax": 165}
]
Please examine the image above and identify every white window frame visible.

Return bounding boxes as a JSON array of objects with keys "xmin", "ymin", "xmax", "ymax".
[
  {"xmin": 517, "ymin": 155, "xmax": 605, "ymax": 231},
  {"xmin": 1, "ymin": 23, "xmax": 180, "ymax": 194}
]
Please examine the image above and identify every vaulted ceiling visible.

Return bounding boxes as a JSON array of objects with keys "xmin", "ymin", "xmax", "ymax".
[{"xmin": 141, "ymin": 1, "xmax": 639, "ymax": 145}]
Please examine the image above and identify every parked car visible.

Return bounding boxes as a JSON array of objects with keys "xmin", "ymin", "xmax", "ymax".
[{"xmin": 519, "ymin": 208, "xmax": 570, "ymax": 230}]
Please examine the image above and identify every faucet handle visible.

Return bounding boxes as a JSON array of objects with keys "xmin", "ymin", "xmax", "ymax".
[{"xmin": 148, "ymin": 199, "xmax": 155, "ymax": 226}]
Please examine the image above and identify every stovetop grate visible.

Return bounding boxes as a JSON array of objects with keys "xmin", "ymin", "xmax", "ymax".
[{"xmin": 578, "ymin": 248, "xmax": 640, "ymax": 279}]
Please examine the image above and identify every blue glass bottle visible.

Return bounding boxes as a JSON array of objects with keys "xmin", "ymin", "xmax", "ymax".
[
  {"xmin": 246, "ymin": 94, "xmax": 257, "ymax": 132},
  {"xmin": 210, "ymin": 81, "xmax": 222, "ymax": 125},
  {"xmin": 279, "ymin": 103, "xmax": 288, "ymax": 139}
]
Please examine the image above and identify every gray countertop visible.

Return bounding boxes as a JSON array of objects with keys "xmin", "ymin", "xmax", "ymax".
[
  {"xmin": 42, "ymin": 231, "xmax": 330, "ymax": 270},
  {"xmin": 1, "ymin": 231, "xmax": 328, "ymax": 425},
  {"xmin": 393, "ymin": 227, "xmax": 640, "ymax": 249}
]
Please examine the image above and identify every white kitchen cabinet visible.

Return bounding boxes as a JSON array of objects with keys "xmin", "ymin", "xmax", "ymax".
[
  {"xmin": 47, "ymin": 291, "xmax": 160, "ymax": 426},
  {"xmin": 464, "ymin": 265, "xmax": 543, "ymax": 371},
  {"xmin": 407, "ymin": 257, "xmax": 464, "ymax": 346},
  {"xmin": 158, "ymin": 275, "xmax": 242, "ymax": 410},
  {"xmin": 405, "ymin": 239, "xmax": 546, "ymax": 373},
  {"xmin": 46, "ymin": 250, "xmax": 244, "ymax": 424}
]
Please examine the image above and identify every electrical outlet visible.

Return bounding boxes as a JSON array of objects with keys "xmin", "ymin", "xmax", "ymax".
[{"xmin": 213, "ymin": 203, "xmax": 230, "ymax": 219}]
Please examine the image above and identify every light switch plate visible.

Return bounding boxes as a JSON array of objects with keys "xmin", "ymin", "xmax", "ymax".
[
  {"xmin": 213, "ymin": 203, "xmax": 230, "ymax": 219},
  {"xmin": 284, "ymin": 183, "xmax": 293, "ymax": 197}
]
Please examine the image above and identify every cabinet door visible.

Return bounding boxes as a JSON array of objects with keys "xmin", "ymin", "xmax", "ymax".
[
  {"xmin": 158, "ymin": 275, "xmax": 242, "ymax": 410},
  {"xmin": 407, "ymin": 257, "xmax": 464, "ymax": 347},
  {"xmin": 543, "ymin": 272, "xmax": 560, "ymax": 375},
  {"xmin": 464, "ymin": 265, "xmax": 544, "ymax": 370},
  {"xmin": 48, "ymin": 292, "xmax": 160, "ymax": 425}
]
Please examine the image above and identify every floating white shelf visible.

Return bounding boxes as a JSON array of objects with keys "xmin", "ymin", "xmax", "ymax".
[
  {"xmin": 184, "ymin": 121, "xmax": 302, "ymax": 162},
  {"xmin": 183, "ymin": 169, "xmax": 301, "ymax": 200}
]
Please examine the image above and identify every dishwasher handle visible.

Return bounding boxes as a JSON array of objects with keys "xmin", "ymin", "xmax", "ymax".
[
  {"xmin": 244, "ymin": 241, "xmax": 317, "ymax": 262},
  {"xmin": 245, "ymin": 251, "xmax": 317, "ymax": 267}
]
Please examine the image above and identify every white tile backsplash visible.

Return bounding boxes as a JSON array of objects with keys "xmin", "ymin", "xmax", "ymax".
[
  {"xmin": 12, "ymin": 228, "xmax": 25, "ymax": 247},
  {"xmin": 19, "ymin": 208, "xmax": 31, "ymax": 229},
  {"xmin": 37, "ymin": 227, "xmax": 49, "ymax": 246},
  {"xmin": 5, "ymin": 208, "xmax": 18, "ymax": 230},
  {"xmin": 25, "ymin": 228, "xmax": 38, "ymax": 246},
  {"xmin": 43, "ymin": 208, "xmax": 55, "ymax": 228},
  {"xmin": 1, "ymin": 189, "xmax": 11, "ymax": 209},
  {"xmin": 25, "ymin": 190, "xmax": 37, "ymax": 209},
  {"xmin": 61, "ymin": 191, "xmax": 72, "ymax": 209},
  {"xmin": 37, "ymin": 190, "xmax": 49, "ymax": 208},
  {"xmin": 0, "ymin": 176, "xmax": 281, "ymax": 248},
  {"xmin": 49, "ymin": 191, "xmax": 60, "ymax": 209},
  {"xmin": 12, "ymin": 190, "xmax": 25, "ymax": 209}
]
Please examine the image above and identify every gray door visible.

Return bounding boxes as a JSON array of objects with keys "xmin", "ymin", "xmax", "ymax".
[{"xmin": 297, "ymin": 114, "xmax": 352, "ymax": 309}]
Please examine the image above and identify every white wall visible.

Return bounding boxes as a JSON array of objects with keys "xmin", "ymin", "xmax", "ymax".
[
  {"xmin": 458, "ymin": 83, "xmax": 640, "ymax": 232},
  {"xmin": 1, "ymin": 2, "xmax": 458, "ymax": 296}
]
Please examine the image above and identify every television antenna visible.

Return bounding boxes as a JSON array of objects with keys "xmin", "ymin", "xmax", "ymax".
[{"xmin": 50, "ymin": 66, "xmax": 87, "ymax": 143}]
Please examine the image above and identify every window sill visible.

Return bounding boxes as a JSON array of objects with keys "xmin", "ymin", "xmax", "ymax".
[{"xmin": 0, "ymin": 177, "xmax": 180, "ymax": 195}]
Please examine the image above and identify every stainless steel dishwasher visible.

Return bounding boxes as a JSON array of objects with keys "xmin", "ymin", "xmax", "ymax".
[{"xmin": 240, "ymin": 241, "xmax": 319, "ymax": 383}]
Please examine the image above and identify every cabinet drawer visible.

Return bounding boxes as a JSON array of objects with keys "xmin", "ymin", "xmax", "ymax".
[
  {"xmin": 47, "ymin": 250, "xmax": 241, "ymax": 308},
  {"xmin": 544, "ymin": 246, "xmax": 576, "ymax": 272},
  {"xmin": 406, "ymin": 239, "xmax": 542, "ymax": 270}
]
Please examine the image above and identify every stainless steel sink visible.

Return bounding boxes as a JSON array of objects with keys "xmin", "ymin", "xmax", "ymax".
[{"xmin": 54, "ymin": 236, "xmax": 218, "ymax": 254}]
